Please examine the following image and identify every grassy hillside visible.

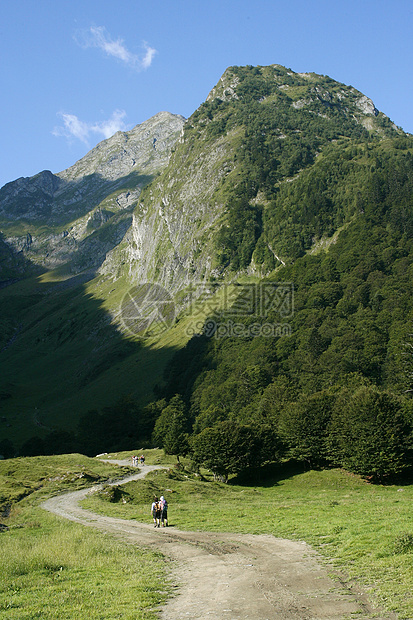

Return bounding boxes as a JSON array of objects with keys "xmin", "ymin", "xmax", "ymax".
[
  {"xmin": 0, "ymin": 254, "xmax": 261, "ymax": 455},
  {"xmin": 0, "ymin": 453, "xmax": 168, "ymax": 619},
  {"xmin": 0, "ymin": 272, "xmax": 182, "ymax": 450}
]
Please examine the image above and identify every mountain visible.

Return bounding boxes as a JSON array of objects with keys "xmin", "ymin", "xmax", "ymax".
[
  {"xmin": 99, "ymin": 65, "xmax": 401, "ymax": 292},
  {"xmin": 0, "ymin": 111, "xmax": 184, "ymax": 275},
  {"xmin": 1, "ymin": 64, "xmax": 413, "ymax": 469}
]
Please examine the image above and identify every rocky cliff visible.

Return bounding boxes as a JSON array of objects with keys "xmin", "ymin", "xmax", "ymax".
[{"xmin": 0, "ymin": 111, "xmax": 185, "ymax": 274}]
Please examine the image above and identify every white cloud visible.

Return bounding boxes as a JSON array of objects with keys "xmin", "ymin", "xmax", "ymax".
[
  {"xmin": 75, "ymin": 26, "xmax": 157, "ymax": 70},
  {"xmin": 141, "ymin": 41, "xmax": 157, "ymax": 70},
  {"xmin": 53, "ymin": 109, "xmax": 129, "ymax": 145},
  {"xmin": 91, "ymin": 109, "xmax": 129, "ymax": 139}
]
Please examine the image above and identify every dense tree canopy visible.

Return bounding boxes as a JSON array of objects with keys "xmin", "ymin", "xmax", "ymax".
[
  {"xmin": 152, "ymin": 395, "xmax": 190, "ymax": 462},
  {"xmin": 327, "ymin": 386, "xmax": 411, "ymax": 481},
  {"xmin": 191, "ymin": 420, "xmax": 281, "ymax": 481}
]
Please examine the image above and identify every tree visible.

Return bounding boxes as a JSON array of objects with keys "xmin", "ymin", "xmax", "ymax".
[
  {"xmin": 278, "ymin": 390, "xmax": 335, "ymax": 467},
  {"xmin": 44, "ymin": 430, "xmax": 76, "ymax": 455},
  {"xmin": 0, "ymin": 438, "xmax": 15, "ymax": 459},
  {"xmin": 77, "ymin": 396, "xmax": 146, "ymax": 456},
  {"xmin": 20, "ymin": 436, "xmax": 45, "ymax": 457},
  {"xmin": 327, "ymin": 386, "xmax": 411, "ymax": 481},
  {"xmin": 191, "ymin": 420, "xmax": 281, "ymax": 482},
  {"xmin": 152, "ymin": 395, "xmax": 190, "ymax": 462}
]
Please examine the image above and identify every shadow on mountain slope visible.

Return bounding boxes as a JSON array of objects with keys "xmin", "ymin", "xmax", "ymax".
[
  {"xmin": 0, "ymin": 265, "xmax": 180, "ymax": 456},
  {"xmin": 0, "ymin": 231, "xmax": 43, "ymax": 285}
]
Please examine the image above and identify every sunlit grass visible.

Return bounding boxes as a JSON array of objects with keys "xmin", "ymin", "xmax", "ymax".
[
  {"xmin": 3, "ymin": 451, "xmax": 413, "ymax": 618},
  {"xmin": 0, "ymin": 511, "xmax": 168, "ymax": 620},
  {"xmin": 0, "ymin": 454, "xmax": 170, "ymax": 619},
  {"xmin": 83, "ymin": 461, "xmax": 413, "ymax": 619},
  {"xmin": 0, "ymin": 453, "xmax": 134, "ymax": 505}
]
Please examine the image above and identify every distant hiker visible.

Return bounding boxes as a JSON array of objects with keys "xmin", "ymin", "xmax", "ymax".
[
  {"xmin": 160, "ymin": 495, "xmax": 168, "ymax": 527},
  {"xmin": 151, "ymin": 497, "xmax": 161, "ymax": 528},
  {"xmin": 140, "ymin": 455, "xmax": 145, "ymax": 465},
  {"xmin": 132, "ymin": 455, "xmax": 138, "ymax": 467}
]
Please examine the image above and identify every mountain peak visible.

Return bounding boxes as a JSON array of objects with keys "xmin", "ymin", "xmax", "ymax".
[
  {"xmin": 206, "ymin": 64, "xmax": 398, "ymax": 135},
  {"xmin": 58, "ymin": 111, "xmax": 186, "ymax": 184}
]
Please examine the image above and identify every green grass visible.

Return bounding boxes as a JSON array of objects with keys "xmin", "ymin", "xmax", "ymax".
[
  {"xmin": 0, "ymin": 453, "xmax": 171, "ymax": 619},
  {"xmin": 0, "ymin": 272, "xmax": 181, "ymax": 446},
  {"xmin": 3, "ymin": 451, "xmax": 413, "ymax": 617},
  {"xmin": 82, "ymin": 459, "xmax": 413, "ymax": 619},
  {"xmin": 0, "ymin": 510, "xmax": 168, "ymax": 620},
  {"xmin": 0, "ymin": 453, "xmax": 135, "ymax": 505}
]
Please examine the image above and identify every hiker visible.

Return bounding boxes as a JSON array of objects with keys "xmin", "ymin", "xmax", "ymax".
[
  {"xmin": 151, "ymin": 497, "xmax": 161, "ymax": 528},
  {"xmin": 140, "ymin": 455, "xmax": 145, "ymax": 465},
  {"xmin": 160, "ymin": 495, "xmax": 168, "ymax": 527}
]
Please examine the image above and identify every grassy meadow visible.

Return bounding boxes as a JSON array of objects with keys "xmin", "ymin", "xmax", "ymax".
[
  {"xmin": 1, "ymin": 449, "xmax": 413, "ymax": 618},
  {"xmin": 0, "ymin": 454, "xmax": 170, "ymax": 619}
]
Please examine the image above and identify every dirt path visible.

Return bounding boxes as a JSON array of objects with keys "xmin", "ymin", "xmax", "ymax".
[{"xmin": 41, "ymin": 461, "xmax": 394, "ymax": 620}]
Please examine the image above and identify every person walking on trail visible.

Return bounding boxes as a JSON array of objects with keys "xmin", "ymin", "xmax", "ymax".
[
  {"xmin": 151, "ymin": 497, "xmax": 161, "ymax": 528},
  {"xmin": 160, "ymin": 495, "xmax": 168, "ymax": 527}
]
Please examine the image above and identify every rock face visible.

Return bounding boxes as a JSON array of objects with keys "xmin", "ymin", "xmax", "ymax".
[
  {"xmin": 58, "ymin": 111, "xmax": 185, "ymax": 185},
  {"xmin": 0, "ymin": 112, "xmax": 185, "ymax": 272},
  {"xmin": 100, "ymin": 128, "xmax": 233, "ymax": 293},
  {"xmin": 0, "ymin": 170, "xmax": 64, "ymax": 221}
]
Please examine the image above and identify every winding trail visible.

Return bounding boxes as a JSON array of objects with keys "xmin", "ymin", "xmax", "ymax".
[{"xmin": 41, "ymin": 461, "xmax": 393, "ymax": 620}]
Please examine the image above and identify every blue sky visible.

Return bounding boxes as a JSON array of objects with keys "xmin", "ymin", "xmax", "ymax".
[{"xmin": 1, "ymin": 0, "xmax": 412, "ymax": 188}]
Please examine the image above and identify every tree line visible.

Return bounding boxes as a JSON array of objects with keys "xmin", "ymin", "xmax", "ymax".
[{"xmin": 151, "ymin": 384, "xmax": 412, "ymax": 484}]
